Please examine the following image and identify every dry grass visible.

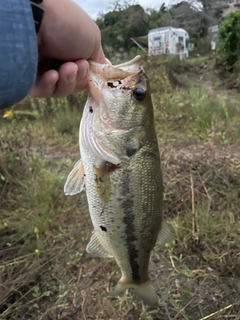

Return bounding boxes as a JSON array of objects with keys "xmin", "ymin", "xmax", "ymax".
[{"xmin": 0, "ymin": 56, "xmax": 240, "ymax": 320}]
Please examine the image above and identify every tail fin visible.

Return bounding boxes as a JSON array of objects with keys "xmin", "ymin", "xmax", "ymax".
[{"xmin": 109, "ymin": 280, "xmax": 159, "ymax": 308}]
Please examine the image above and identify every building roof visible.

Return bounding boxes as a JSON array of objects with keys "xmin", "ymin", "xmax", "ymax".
[
  {"xmin": 148, "ymin": 27, "xmax": 189, "ymax": 36},
  {"xmin": 149, "ymin": 27, "xmax": 170, "ymax": 33}
]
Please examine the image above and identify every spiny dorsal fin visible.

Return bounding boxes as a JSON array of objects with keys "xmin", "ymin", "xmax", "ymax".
[
  {"xmin": 155, "ymin": 220, "xmax": 172, "ymax": 246},
  {"xmin": 86, "ymin": 232, "xmax": 113, "ymax": 258},
  {"xmin": 64, "ymin": 159, "xmax": 85, "ymax": 196}
]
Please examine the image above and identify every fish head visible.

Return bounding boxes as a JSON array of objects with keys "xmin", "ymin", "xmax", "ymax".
[{"xmin": 88, "ymin": 56, "xmax": 153, "ymax": 131}]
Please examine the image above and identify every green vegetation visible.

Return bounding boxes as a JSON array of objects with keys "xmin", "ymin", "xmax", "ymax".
[
  {"xmin": 96, "ymin": 3, "xmax": 149, "ymax": 52},
  {"xmin": 96, "ymin": 0, "xmax": 227, "ymax": 59},
  {"xmin": 96, "ymin": 0, "xmax": 240, "ymax": 73},
  {"xmin": 1, "ymin": 55, "xmax": 240, "ymax": 319},
  {"xmin": 217, "ymin": 10, "xmax": 240, "ymax": 69}
]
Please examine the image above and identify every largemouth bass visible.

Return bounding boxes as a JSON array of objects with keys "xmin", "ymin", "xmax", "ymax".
[{"xmin": 64, "ymin": 55, "xmax": 171, "ymax": 308}]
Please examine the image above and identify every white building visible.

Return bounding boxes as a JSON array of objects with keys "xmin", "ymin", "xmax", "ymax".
[{"xmin": 148, "ymin": 27, "xmax": 189, "ymax": 58}]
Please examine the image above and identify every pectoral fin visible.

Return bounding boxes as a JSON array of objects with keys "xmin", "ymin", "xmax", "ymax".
[
  {"xmin": 155, "ymin": 220, "xmax": 172, "ymax": 246},
  {"xmin": 93, "ymin": 165, "xmax": 111, "ymax": 207},
  {"xmin": 86, "ymin": 232, "xmax": 113, "ymax": 258},
  {"xmin": 64, "ymin": 159, "xmax": 85, "ymax": 196}
]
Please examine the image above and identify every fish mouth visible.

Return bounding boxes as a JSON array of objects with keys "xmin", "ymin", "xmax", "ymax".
[
  {"xmin": 88, "ymin": 55, "xmax": 141, "ymax": 80},
  {"xmin": 87, "ymin": 55, "xmax": 144, "ymax": 103}
]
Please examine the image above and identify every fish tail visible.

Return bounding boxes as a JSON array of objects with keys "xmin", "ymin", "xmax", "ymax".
[
  {"xmin": 109, "ymin": 280, "xmax": 159, "ymax": 308},
  {"xmin": 134, "ymin": 281, "xmax": 159, "ymax": 308}
]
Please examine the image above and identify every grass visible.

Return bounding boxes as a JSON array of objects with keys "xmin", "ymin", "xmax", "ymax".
[{"xmin": 0, "ymin": 55, "xmax": 240, "ymax": 319}]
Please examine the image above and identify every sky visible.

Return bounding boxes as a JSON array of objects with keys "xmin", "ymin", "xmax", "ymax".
[{"xmin": 73, "ymin": 0, "xmax": 173, "ymax": 19}]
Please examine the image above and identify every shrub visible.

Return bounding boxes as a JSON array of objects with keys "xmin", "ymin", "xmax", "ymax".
[{"xmin": 216, "ymin": 10, "xmax": 240, "ymax": 69}]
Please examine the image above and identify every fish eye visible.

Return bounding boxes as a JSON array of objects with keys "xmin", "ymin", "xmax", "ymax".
[{"xmin": 132, "ymin": 87, "xmax": 146, "ymax": 102}]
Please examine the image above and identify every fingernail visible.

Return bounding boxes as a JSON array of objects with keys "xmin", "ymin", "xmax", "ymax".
[
  {"xmin": 78, "ymin": 66, "xmax": 88, "ymax": 79},
  {"xmin": 68, "ymin": 72, "xmax": 77, "ymax": 83}
]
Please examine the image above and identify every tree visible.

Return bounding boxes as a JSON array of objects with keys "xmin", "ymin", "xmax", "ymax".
[
  {"xmin": 165, "ymin": 2, "xmax": 209, "ymax": 38},
  {"xmin": 95, "ymin": 0, "xmax": 226, "ymax": 55},
  {"xmin": 95, "ymin": 2, "xmax": 149, "ymax": 52},
  {"xmin": 217, "ymin": 10, "xmax": 240, "ymax": 68},
  {"xmin": 167, "ymin": 0, "xmax": 224, "ymax": 38},
  {"xmin": 145, "ymin": 4, "xmax": 170, "ymax": 29}
]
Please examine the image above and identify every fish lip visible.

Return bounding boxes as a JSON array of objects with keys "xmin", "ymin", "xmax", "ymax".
[
  {"xmin": 88, "ymin": 55, "xmax": 141, "ymax": 69},
  {"xmin": 88, "ymin": 55, "xmax": 142, "ymax": 85}
]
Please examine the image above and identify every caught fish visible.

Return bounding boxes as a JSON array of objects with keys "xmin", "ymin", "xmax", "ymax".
[{"xmin": 64, "ymin": 55, "xmax": 171, "ymax": 308}]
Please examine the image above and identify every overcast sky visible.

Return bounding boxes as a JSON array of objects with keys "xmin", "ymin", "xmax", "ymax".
[{"xmin": 73, "ymin": 0, "xmax": 174, "ymax": 19}]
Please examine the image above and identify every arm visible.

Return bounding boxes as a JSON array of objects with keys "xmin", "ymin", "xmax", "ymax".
[
  {"xmin": 30, "ymin": 0, "xmax": 106, "ymax": 98},
  {"xmin": 0, "ymin": 0, "xmax": 106, "ymax": 107},
  {"xmin": 0, "ymin": 0, "xmax": 37, "ymax": 109}
]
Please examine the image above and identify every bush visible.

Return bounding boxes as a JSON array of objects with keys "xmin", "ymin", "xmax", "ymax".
[{"xmin": 216, "ymin": 10, "xmax": 240, "ymax": 69}]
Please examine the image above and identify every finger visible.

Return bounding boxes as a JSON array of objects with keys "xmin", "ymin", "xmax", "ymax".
[
  {"xmin": 91, "ymin": 46, "xmax": 107, "ymax": 64},
  {"xmin": 29, "ymin": 70, "xmax": 59, "ymax": 97},
  {"xmin": 52, "ymin": 62, "xmax": 79, "ymax": 98},
  {"xmin": 72, "ymin": 59, "xmax": 89, "ymax": 94}
]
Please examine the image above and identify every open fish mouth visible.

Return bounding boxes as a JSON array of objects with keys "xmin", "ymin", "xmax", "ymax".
[
  {"xmin": 80, "ymin": 54, "xmax": 149, "ymax": 164},
  {"xmin": 104, "ymin": 71, "xmax": 144, "ymax": 93},
  {"xmin": 87, "ymin": 55, "xmax": 145, "ymax": 103}
]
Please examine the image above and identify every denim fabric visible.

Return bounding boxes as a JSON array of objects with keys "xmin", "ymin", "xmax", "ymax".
[{"xmin": 0, "ymin": 0, "xmax": 37, "ymax": 109}]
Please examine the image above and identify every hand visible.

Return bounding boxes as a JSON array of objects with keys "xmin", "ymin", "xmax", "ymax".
[{"xmin": 29, "ymin": 0, "xmax": 105, "ymax": 98}]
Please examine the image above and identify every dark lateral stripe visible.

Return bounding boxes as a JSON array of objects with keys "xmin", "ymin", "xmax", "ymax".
[{"xmin": 121, "ymin": 169, "xmax": 140, "ymax": 283}]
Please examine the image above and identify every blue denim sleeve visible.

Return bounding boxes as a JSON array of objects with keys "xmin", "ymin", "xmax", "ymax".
[{"xmin": 0, "ymin": 0, "xmax": 38, "ymax": 109}]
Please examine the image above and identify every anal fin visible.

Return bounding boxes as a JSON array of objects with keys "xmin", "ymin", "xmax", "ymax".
[
  {"xmin": 86, "ymin": 232, "xmax": 113, "ymax": 258},
  {"xmin": 64, "ymin": 159, "xmax": 85, "ymax": 196}
]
